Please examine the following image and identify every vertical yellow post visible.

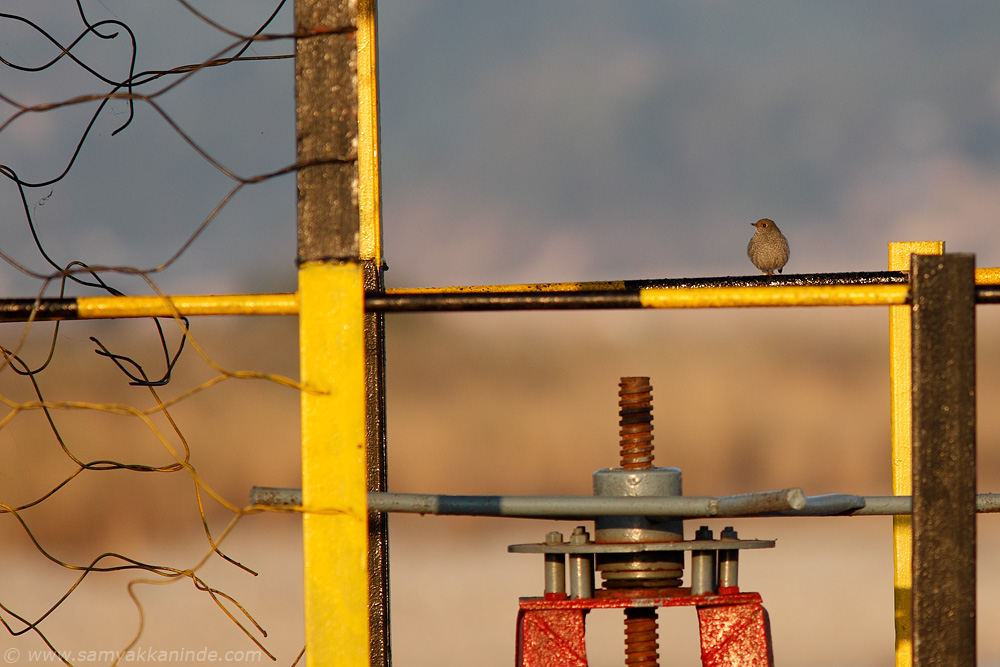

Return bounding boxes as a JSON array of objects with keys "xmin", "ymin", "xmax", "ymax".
[
  {"xmin": 357, "ymin": 0, "xmax": 382, "ymax": 262},
  {"xmin": 889, "ymin": 240, "xmax": 943, "ymax": 667},
  {"xmin": 295, "ymin": 0, "xmax": 374, "ymax": 663},
  {"xmin": 300, "ymin": 262, "xmax": 369, "ymax": 667}
]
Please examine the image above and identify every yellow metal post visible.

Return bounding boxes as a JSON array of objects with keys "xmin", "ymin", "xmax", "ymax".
[
  {"xmin": 295, "ymin": 0, "xmax": 372, "ymax": 664},
  {"xmin": 300, "ymin": 262, "xmax": 369, "ymax": 666},
  {"xmin": 889, "ymin": 241, "xmax": 943, "ymax": 667},
  {"xmin": 357, "ymin": 0, "xmax": 382, "ymax": 263}
]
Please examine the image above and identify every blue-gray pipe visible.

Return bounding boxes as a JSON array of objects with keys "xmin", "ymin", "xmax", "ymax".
[
  {"xmin": 250, "ymin": 487, "xmax": 1000, "ymax": 518},
  {"xmin": 251, "ymin": 487, "xmax": 809, "ymax": 517}
]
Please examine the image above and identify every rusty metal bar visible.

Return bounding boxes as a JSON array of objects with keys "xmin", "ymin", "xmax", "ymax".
[
  {"xmin": 363, "ymin": 259, "xmax": 391, "ymax": 667},
  {"xmin": 910, "ymin": 253, "xmax": 977, "ymax": 667},
  {"xmin": 356, "ymin": 1, "xmax": 389, "ymax": 655}
]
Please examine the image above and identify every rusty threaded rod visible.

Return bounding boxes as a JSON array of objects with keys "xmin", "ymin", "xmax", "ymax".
[
  {"xmin": 618, "ymin": 377, "xmax": 654, "ymax": 469},
  {"xmin": 624, "ymin": 607, "xmax": 659, "ymax": 667},
  {"xmin": 618, "ymin": 378, "xmax": 660, "ymax": 665}
]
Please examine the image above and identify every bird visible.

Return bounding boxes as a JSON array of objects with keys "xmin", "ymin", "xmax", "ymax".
[{"xmin": 747, "ymin": 218, "xmax": 790, "ymax": 275}]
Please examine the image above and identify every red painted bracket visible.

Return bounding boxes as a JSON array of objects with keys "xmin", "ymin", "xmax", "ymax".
[{"xmin": 516, "ymin": 591, "xmax": 773, "ymax": 667}]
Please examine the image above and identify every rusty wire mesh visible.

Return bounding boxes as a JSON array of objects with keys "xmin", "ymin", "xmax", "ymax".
[{"xmin": 0, "ymin": 2, "xmax": 318, "ymax": 664}]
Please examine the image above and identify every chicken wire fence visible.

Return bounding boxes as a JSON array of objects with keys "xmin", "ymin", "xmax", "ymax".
[{"xmin": 1, "ymin": 2, "xmax": 309, "ymax": 664}]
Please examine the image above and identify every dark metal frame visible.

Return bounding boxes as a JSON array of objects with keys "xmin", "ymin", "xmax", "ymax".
[{"xmin": 910, "ymin": 254, "xmax": 977, "ymax": 666}]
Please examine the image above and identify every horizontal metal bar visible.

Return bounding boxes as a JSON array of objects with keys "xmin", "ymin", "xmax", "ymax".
[
  {"xmin": 367, "ymin": 290, "xmax": 645, "ymax": 312},
  {"xmin": 378, "ymin": 282, "xmax": 1000, "ymax": 311},
  {"xmin": 391, "ymin": 268, "xmax": 991, "ymax": 291},
  {"xmin": 789, "ymin": 493, "xmax": 868, "ymax": 515},
  {"xmin": 252, "ymin": 487, "xmax": 806, "ymax": 517},
  {"xmin": 2, "ymin": 272, "xmax": 998, "ymax": 322},
  {"xmin": 978, "ymin": 285, "xmax": 1000, "ymax": 303},
  {"xmin": 391, "ymin": 269, "xmax": 995, "ymax": 293},
  {"xmin": 638, "ymin": 284, "xmax": 908, "ymax": 308},
  {"xmin": 81, "ymin": 293, "xmax": 300, "ymax": 318},
  {"xmin": 249, "ymin": 487, "xmax": 1000, "ymax": 518},
  {"xmin": 851, "ymin": 495, "xmax": 1000, "ymax": 516},
  {"xmin": 390, "ymin": 271, "xmax": 910, "ymax": 293},
  {"xmin": 0, "ymin": 293, "xmax": 299, "ymax": 321},
  {"xmin": 977, "ymin": 267, "xmax": 1000, "ymax": 284},
  {"xmin": 379, "ymin": 493, "xmax": 742, "ymax": 518}
]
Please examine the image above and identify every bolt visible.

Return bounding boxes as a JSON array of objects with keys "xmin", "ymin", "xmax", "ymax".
[
  {"xmin": 624, "ymin": 607, "xmax": 659, "ymax": 667},
  {"xmin": 618, "ymin": 377, "xmax": 654, "ymax": 469},
  {"xmin": 691, "ymin": 526, "xmax": 716, "ymax": 596},
  {"xmin": 544, "ymin": 531, "xmax": 565, "ymax": 597},
  {"xmin": 569, "ymin": 526, "xmax": 594, "ymax": 599},
  {"xmin": 718, "ymin": 526, "xmax": 740, "ymax": 590}
]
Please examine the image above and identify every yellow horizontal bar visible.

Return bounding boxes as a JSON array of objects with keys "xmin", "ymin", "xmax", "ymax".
[
  {"xmin": 386, "ymin": 280, "xmax": 628, "ymax": 294},
  {"xmin": 977, "ymin": 267, "xmax": 1000, "ymax": 284},
  {"xmin": 638, "ymin": 284, "xmax": 910, "ymax": 308},
  {"xmin": 58, "ymin": 267, "xmax": 997, "ymax": 319},
  {"xmin": 76, "ymin": 293, "xmax": 299, "ymax": 318}
]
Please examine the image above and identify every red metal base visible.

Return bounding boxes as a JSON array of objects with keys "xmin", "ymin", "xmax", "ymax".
[{"xmin": 516, "ymin": 590, "xmax": 773, "ymax": 667}]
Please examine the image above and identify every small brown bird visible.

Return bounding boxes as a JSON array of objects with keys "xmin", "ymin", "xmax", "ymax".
[{"xmin": 747, "ymin": 218, "xmax": 790, "ymax": 275}]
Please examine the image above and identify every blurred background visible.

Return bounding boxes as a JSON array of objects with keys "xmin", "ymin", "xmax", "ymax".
[{"xmin": 2, "ymin": 2, "xmax": 1000, "ymax": 665}]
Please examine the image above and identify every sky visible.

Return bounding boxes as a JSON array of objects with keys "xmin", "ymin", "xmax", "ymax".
[{"xmin": 2, "ymin": 2, "xmax": 1000, "ymax": 295}]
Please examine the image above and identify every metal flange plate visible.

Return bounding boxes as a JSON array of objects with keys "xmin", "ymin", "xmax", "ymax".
[{"xmin": 508, "ymin": 539, "xmax": 775, "ymax": 554}]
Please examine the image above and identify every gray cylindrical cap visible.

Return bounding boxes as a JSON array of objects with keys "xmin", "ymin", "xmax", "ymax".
[
  {"xmin": 593, "ymin": 467, "xmax": 685, "ymax": 588},
  {"xmin": 593, "ymin": 467, "xmax": 683, "ymax": 543}
]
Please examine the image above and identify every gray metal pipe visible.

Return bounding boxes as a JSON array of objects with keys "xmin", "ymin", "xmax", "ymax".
[
  {"xmin": 250, "ymin": 487, "xmax": 807, "ymax": 518},
  {"xmin": 850, "ymin": 494, "xmax": 1000, "ymax": 515},
  {"xmin": 250, "ymin": 487, "xmax": 809, "ymax": 516},
  {"xmin": 248, "ymin": 487, "xmax": 1000, "ymax": 518}
]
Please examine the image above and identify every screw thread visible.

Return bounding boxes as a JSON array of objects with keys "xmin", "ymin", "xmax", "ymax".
[
  {"xmin": 619, "ymin": 377, "xmax": 654, "ymax": 469},
  {"xmin": 624, "ymin": 607, "xmax": 659, "ymax": 667}
]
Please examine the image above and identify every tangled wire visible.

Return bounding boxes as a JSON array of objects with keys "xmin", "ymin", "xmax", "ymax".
[{"xmin": 0, "ymin": 2, "xmax": 355, "ymax": 663}]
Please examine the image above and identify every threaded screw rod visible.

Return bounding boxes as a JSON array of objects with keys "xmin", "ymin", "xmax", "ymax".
[
  {"xmin": 619, "ymin": 377, "xmax": 654, "ymax": 469},
  {"xmin": 624, "ymin": 607, "xmax": 659, "ymax": 667}
]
